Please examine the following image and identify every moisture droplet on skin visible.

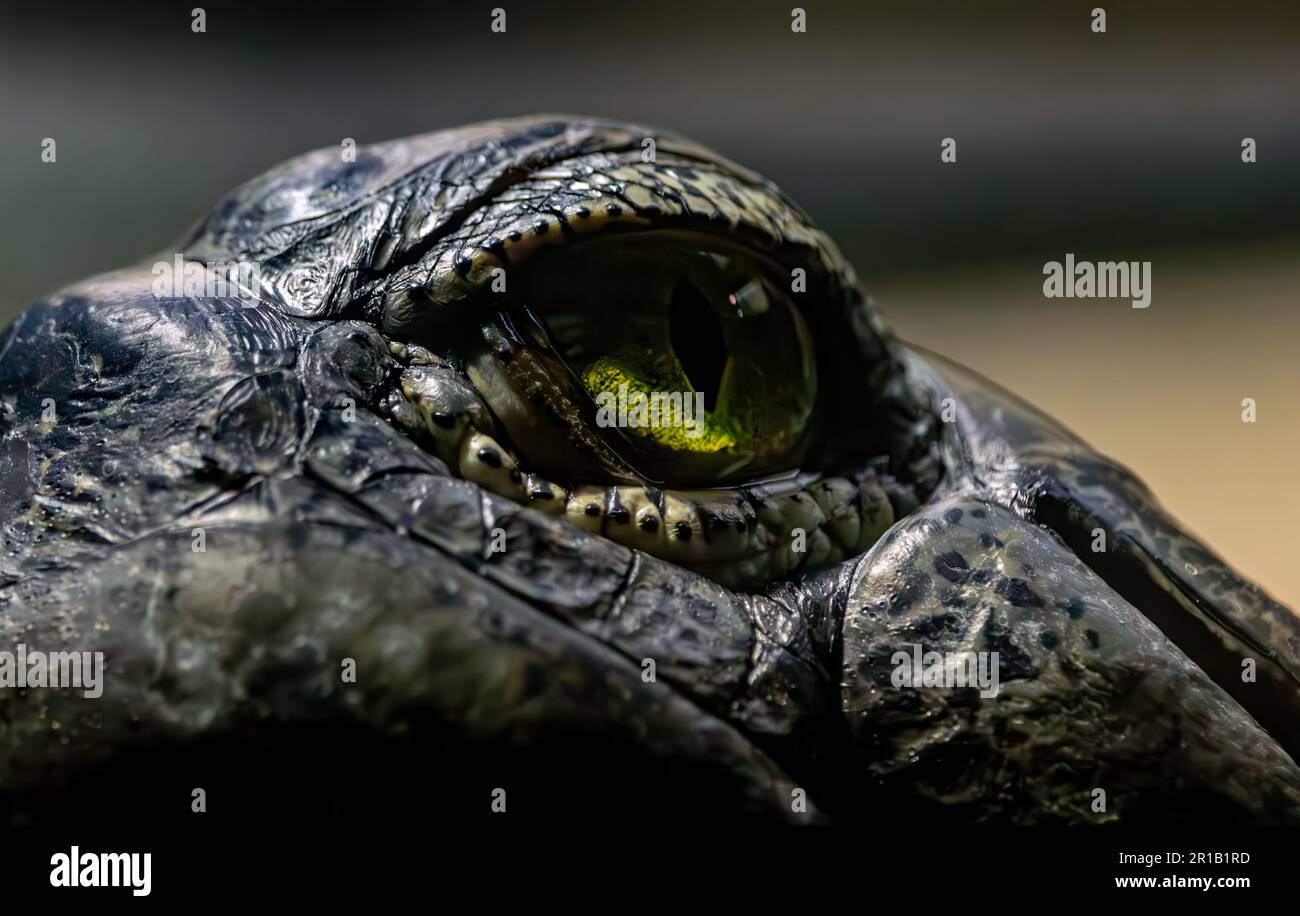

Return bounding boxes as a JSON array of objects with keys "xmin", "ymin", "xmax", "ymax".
[{"xmin": 1185, "ymin": 563, "xmax": 1199, "ymax": 576}]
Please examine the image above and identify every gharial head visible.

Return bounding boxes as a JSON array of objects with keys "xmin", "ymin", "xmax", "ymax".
[{"xmin": 2, "ymin": 115, "xmax": 1298, "ymax": 825}]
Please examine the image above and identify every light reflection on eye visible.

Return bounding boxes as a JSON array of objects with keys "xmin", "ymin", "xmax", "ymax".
[{"xmin": 728, "ymin": 278, "xmax": 769, "ymax": 319}]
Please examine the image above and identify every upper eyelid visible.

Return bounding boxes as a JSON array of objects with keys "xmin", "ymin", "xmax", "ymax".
[{"xmin": 371, "ymin": 161, "xmax": 847, "ymax": 339}]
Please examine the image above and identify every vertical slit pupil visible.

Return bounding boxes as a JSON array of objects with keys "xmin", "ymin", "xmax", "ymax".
[{"xmin": 668, "ymin": 278, "xmax": 727, "ymax": 412}]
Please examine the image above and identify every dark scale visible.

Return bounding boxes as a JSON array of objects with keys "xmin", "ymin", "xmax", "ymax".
[
  {"xmin": 1057, "ymin": 597, "xmax": 1087, "ymax": 620},
  {"xmin": 604, "ymin": 482, "xmax": 628, "ymax": 526},
  {"xmin": 940, "ymin": 590, "xmax": 967, "ymax": 609},
  {"xmin": 933, "ymin": 550, "xmax": 972, "ymax": 584},
  {"xmin": 984, "ymin": 625, "xmax": 1040, "ymax": 681},
  {"xmin": 995, "ymin": 576, "xmax": 1043, "ymax": 608},
  {"xmin": 887, "ymin": 571, "xmax": 932, "ymax": 616},
  {"xmin": 916, "ymin": 612, "xmax": 961, "ymax": 637}
]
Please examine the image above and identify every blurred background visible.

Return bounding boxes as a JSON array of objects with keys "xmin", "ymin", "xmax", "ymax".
[{"xmin": 2, "ymin": 1, "xmax": 1296, "ymax": 607}]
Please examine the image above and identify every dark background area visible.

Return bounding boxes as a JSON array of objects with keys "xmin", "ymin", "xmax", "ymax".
[{"xmin": 1, "ymin": 0, "xmax": 1297, "ymax": 605}]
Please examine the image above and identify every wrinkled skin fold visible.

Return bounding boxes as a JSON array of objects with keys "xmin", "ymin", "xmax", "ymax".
[{"xmin": 0, "ymin": 116, "xmax": 1297, "ymax": 824}]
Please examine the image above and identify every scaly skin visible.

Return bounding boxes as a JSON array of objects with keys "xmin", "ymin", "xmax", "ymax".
[{"xmin": 0, "ymin": 116, "xmax": 1296, "ymax": 823}]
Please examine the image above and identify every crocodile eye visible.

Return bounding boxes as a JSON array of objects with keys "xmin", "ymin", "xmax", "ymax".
[{"xmin": 476, "ymin": 232, "xmax": 819, "ymax": 487}]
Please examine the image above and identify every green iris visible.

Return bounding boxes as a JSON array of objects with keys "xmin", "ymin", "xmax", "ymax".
[{"xmin": 517, "ymin": 232, "xmax": 818, "ymax": 484}]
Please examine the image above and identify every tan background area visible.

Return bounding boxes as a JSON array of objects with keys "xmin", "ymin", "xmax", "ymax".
[{"xmin": 879, "ymin": 246, "xmax": 1299, "ymax": 610}]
